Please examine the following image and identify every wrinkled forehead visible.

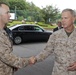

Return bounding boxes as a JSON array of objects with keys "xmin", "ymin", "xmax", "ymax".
[
  {"xmin": 61, "ymin": 11, "xmax": 73, "ymax": 18},
  {"xmin": 61, "ymin": 10, "xmax": 75, "ymax": 17},
  {"xmin": 61, "ymin": 11, "xmax": 71, "ymax": 15}
]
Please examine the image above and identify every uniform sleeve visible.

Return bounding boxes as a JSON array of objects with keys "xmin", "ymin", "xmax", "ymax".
[
  {"xmin": 36, "ymin": 34, "xmax": 55, "ymax": 62},
  {"xmin": 0, "ymin": 34, "xmax": 30, "ymax": 69}
]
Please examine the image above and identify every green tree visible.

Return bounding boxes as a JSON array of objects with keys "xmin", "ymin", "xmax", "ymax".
[
  {"xmin": 26, "ymin": 2, "xmax": 42, "ymax": 22},
  {"xmin": 7, "ymin": 0, "xmax": 42, "ymax": 21},
  {"xmin": 41, "ymin": 5, "xmax": 60, "ymax": 24},
  {"xmin": 7, "ymin": 0, "xmax": 60, "ymax": 23},
  {"xmin": 7, "ymin": 0, "xmax": 28, "ymax": 19},
  {"xmin": 7, "ymin": 0, "xmax": 27, "ymax": 10}
]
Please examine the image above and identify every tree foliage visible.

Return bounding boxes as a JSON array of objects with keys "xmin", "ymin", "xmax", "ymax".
[
  {"xmin": 3, "ymin": 0, "xmax": 61, "ymax": 23},
  {"xmin": 7, "ymin": 0, "xmax": 27, "ymax": 10},
  {"xmin": 41, "ymin": 5, "xmax": 60, "ymax": 23}
]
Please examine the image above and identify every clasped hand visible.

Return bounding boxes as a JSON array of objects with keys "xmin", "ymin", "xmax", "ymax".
[
  {"xmin": 29, "ymin": 56, "xmax": 37, "ymax": 64},
  {"xmin": 67, "ymin": 62, "xmax": 76, "ymax": 71}
]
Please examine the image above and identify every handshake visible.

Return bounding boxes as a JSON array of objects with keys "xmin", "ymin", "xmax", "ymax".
[{"xmin": 29, "ymin": 56, "xmax": 37, "ymax": 64}]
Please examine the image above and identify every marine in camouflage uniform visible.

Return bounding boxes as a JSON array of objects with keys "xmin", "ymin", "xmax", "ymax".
[
  {"xmin": 36, "ymin": 28, "xmax": 76, "ymax": 75},
  {"xmin": 0, "ymin": 29, "xmax": 31, "ymax": 75},
  {"xmin": 35, "ymin": 9, "xmax": 76, "ymax": 75},
  {"xmin": 0, "ymin": 2, "xmax": 33, "ymax": 75}
]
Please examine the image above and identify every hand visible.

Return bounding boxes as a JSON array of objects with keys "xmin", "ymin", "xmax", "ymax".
[
  {"xmin": 29, "ymin": 56, "xmax": 37, "ymax": 64},
  {"xmin": 67, "ymin": 62, "xmax": 76, "ymax": 71}
]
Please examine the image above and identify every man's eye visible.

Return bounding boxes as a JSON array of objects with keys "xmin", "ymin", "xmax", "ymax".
[
  {"xmin": 65, "ymin": 17, "xmax": 68, "ymax": 19},
  {"xmin": 7, "ymin": 11, "xmax": 10, "ymax": 14}
]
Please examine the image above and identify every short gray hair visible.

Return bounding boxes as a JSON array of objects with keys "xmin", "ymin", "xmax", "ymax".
[
  {"xmin": 62, "ymin": 8, "xmax": 76, "ymax": 17},
  {"xmin": 0, "ymin": 2, "xmax": 9, "ymax": 7}
]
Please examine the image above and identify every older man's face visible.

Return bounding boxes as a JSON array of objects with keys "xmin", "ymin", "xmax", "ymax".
[{"xmin": 61, "ymin": 11, "xmax": 75, "ymax": 30}]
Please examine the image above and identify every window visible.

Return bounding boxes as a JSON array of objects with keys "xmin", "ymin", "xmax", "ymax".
[
  {"xmin": 33, "ymin": 26, "xmax": 43, "ymax": 32},
  {"xmin": 24, "ymin": 26, "xmax": 34, "ymax": 30},
  {"xmin": 18, "ymin": 26, "xmax": 25, "ymax": 31}
]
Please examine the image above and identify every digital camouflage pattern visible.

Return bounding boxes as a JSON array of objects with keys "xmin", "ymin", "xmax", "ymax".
[
  {"xmin": 0, "ymin": 29, "xmax": 30, "ymax": 75},
  {"xmin": 36, "ymin": 28, "xmax": 76, "ymax": 75}
]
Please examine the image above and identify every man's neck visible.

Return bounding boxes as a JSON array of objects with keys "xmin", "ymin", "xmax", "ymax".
[
  {"xmin": 65, "ymin": 25, "xmax": 74, "ymax": 33},
  {"xmin": 0, "ymin": 17, "xmax": 5, "ymax": 29},
  {"xmin": 0, "ymin": 22, "xmax": 5, "ymax": 29}
]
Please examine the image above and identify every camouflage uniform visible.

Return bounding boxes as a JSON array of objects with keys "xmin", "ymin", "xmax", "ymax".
[
  {"xmin": 0, "ymin": 29, "xmax": 30, "ymax": 75},
  {"xmin": 36, "ymin": 28, "xmax": 76, "ymax": 75}
]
